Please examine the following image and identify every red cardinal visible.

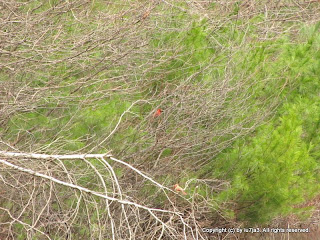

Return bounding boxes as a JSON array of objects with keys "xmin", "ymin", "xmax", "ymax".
[
  {"xmin": 153, "ymin": 108, "xmax": 162, "ymax": 118},
  {"xmin": 173, "ymin": 184, "xmax": 187, "ymax": 195}
]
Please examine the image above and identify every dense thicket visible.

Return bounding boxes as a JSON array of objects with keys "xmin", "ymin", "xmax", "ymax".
[{"xmin": 1, "ymin": 1, "xmax": 320, "ymax": 239}]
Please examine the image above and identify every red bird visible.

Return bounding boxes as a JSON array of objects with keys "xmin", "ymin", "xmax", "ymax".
[
  {"xmin": 173, "ymin": 184, "xmax": 187, "ymax": 195},
  {"xmin": 153, "ymin": 108, "xmax": 162, "ymax": 118}
]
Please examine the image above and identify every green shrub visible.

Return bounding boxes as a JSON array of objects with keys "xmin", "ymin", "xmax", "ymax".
[
  {"xmin": 217, "ymin": 106, "xmax": 318, "ymax": 223},
  {"xmin": 209, "ymin": 24, "xmax": 320, "ymax": 223}
]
